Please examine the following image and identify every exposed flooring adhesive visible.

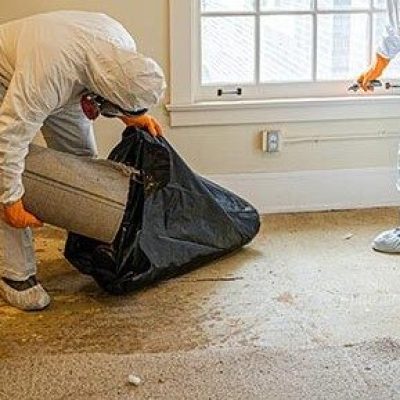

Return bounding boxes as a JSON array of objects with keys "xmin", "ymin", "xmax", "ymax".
[
  {"xmin": 1, "ymin": 340, "xmax": 400, "ymax": 399},
  {"xmin": 2, "ymin": 208, "xmax": 400, "ymax": 399}
]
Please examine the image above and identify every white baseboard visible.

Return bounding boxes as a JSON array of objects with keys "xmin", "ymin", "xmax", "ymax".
[{"xmin": 207, "ymin": 167, "xmax": 400, "ymax": 214}]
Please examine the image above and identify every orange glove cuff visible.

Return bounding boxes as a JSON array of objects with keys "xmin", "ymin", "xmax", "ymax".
[
  {"xmin": 119, "ymin": 115, "xmax": 136, "ymax": 126},
  {"xmin": 3, "ymin": 200, "xmax": 43, "ymax": 229},
  {"xmin": 374, "ymin": 53, "xmax": 390, "ymax": 76}
]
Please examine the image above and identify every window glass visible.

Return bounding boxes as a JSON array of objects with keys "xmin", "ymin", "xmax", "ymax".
[
  {"xmin": 202, "ymin": 17, "xmax": 256, "ymax": 84},
  {"xmin": 201, "ymin": 0, "xmax": 256, "ymax": 12},
  {"xmin": 260, "ymin": 15, "xmax": 313, "ymax": 82},
  {"xmin": 317, "ymin": 14, "xmax": 369, "ymax": 80},
  {"xmin": 261, "ymin": 0, "xmax": 312, "ymax": 11}
]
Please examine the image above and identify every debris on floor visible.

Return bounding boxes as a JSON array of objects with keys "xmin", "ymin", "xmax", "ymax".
[
  {"xmin": 128, "ymin": 374, "xmax": 142, "ymax": 386},
  {"xmin": 178, "ymin": 276, "xmax": 244, "ymax": 283}
]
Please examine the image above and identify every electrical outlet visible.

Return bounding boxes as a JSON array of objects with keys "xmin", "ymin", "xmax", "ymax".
[{"xmin": 262, "ymin": 130, "xmax": 281, "ymax": 153}]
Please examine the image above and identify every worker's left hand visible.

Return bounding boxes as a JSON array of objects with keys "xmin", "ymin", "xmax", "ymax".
[{"xmin": 120, "ymin": 114, "xmax": 163, "ymax": 137}]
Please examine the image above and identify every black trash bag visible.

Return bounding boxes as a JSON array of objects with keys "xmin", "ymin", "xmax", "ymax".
[{"xmin": 65, "ymin": 127, "xmax": 260, "ymax": 294}]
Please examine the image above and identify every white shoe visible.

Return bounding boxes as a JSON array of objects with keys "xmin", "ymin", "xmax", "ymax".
[
  {"xmin": 0, "ymin": 276, "xmax": 50, "ymax": 311},
  {"xmin": 372, "ymin": 228, "xmax": 400, "ymax": 254}
]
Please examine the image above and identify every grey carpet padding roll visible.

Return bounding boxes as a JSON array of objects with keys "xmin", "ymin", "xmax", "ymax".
[{"xmin": 22, "ymin": 145, "xmax": 133, "ymax": 243}]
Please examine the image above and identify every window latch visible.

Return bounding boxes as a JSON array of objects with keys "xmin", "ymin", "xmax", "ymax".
[{"xmin": 217, "ymin": 88, "xmax": 242, "ymax": 97}]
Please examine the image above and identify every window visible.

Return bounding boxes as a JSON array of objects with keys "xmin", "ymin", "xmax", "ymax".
[
  {"xmin": 199, "ymin": 0, "xmax": 392, "ymax": 100},
  {"xmin": 168, "ymin": 0, "xmax": 400, "ymax": 127}
]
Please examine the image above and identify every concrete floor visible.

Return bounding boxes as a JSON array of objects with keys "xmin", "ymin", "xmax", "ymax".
[{"xmin": 2, "ymin": 208, "xmax": 400, "ymax": 399}]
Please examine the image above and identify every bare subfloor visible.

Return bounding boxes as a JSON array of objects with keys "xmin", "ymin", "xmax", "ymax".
[{"xmin": 2, "ymin": 208, "xmax": 400, "ymax": 399}]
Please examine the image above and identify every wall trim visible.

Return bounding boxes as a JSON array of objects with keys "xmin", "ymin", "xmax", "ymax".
[{"xmin": 207, "ymin": 167, "xmax": 400, "ymax": 214}]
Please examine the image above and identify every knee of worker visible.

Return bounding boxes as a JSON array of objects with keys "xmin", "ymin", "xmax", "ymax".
[
  {"xmin": 41, "ymin": 131, "xmax": 98, "ymax": 158},
  {"xmin": 69, "ymin": 145, "xmax": 98, "ymax": 158},
  {"xmin": 62, "ymin": 140, "xmax": 98, "ymax": 158},
  {"xmin": 43, "ymin": 104, "xmax": 100, "ymax": 156},
  {"xmin": 41, "ymin": 117, "xmax": 98, "ymax": 158}
]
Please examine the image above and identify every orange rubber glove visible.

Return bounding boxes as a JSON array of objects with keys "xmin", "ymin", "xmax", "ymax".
[
  {"xmin": 120, "ymin": 114, "xmax": 163, "ymax": 137},
  {"xmin": 3, "ymin": 200, "xmax": 43, "ymax": 229},
  {"xmin": 358, "ymin": 53, "xmax": 390, "ymax": 92}
]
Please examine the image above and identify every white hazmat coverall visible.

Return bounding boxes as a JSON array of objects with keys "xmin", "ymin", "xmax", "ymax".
[
  {"xmin": 377, "ymin": 0, "xmax": 400, "ymax": 59},
  {"xmin": 0, "ymin": 11, "xmax": 165, "ymax": 281},
  {"xmin": 367, "ymin": 0, "xmax": 400, "ymax": 253}
]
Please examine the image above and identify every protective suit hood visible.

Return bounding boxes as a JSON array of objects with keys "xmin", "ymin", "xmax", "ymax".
[{"xmin": 84, "ymin": 42, "xmax": 166, "ymax": 111}]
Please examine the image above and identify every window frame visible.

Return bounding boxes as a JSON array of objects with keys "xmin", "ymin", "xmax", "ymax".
[
  {"xmin": 199, "ymin": 1, "xmax": 387, "ymax": 100},
  {"xmin": 167, "ymin": 0, "xmax": 400, "ymax": 127}
]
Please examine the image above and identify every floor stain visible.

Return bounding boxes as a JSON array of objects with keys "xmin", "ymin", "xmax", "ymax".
[
  {"xmin": 2, "ymin": 208, "xmax": 400, "ymax": 361},
  {"xmin": 275, "ymin": 292, "xmax": 295, "ymax": 305}
]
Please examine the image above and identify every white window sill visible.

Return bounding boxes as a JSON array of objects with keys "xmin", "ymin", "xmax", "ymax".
[{"xmin": 166, "ymin": 95, "xmax": 400, "ymax": 127}]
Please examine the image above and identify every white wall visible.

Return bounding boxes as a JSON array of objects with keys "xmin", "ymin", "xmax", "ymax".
[{"xmin": 1, "ymin": 1, "xmax": 400, "ymax": 190}]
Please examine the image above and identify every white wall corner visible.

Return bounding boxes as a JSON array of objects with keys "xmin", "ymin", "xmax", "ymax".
[{"xmin": 207, "ymin": 167, "xmax": 400, "ymax": 214}]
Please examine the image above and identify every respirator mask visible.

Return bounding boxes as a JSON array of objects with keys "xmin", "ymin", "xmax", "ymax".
[{"xmin": 81, "ymin": 93, "xmax": 148, "ymax": 120}]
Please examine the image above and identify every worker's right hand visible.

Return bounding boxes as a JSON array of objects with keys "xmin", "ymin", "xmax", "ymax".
[
  {"xmin": 119, "ymin": 114, "xmax": 163, "ymax": 137},
  {"xmin": 2, "ymin": 200, "xmax": 43, "ymax": 229},
  {"xmin": 357, "ymin": 53, "xmax": 390, "ymax": 92}
]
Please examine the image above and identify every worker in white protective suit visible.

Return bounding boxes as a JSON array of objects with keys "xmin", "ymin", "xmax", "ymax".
[
  {"xmin": 0, "ymin": 11, "xmax": 166, "ymax": 311},
  {"xmin": 357, "ymin": 0, "xmax": 400, "ymax": 253}
]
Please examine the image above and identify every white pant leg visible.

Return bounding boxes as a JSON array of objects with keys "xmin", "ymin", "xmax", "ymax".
[
  {"xmin": 0, "ymin": 220, "xmax": 36, "ymax": 280},
  {"xmin": 42, "ymin": 102, "xmax": 97, "ymax": 157},
  {"xmin": 0, "ymin": 83, "xmax": 38, "ymax": 280}
]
